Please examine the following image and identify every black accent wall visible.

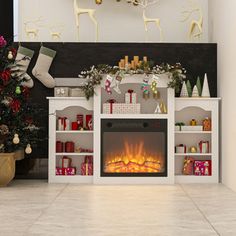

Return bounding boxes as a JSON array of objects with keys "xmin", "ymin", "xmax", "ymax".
[{"xmin": 0, "ymin": 0, "xmax": 14, "ymax": 41}]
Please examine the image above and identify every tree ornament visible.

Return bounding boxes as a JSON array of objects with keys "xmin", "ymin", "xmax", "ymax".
[
  {"xmin": 7, "ymin": 51, "xmax": 14, "ymax": 60},
  {"xmin": 15, "ymin": 86, "xmax": 21, "ymax": 95},
  {"xmin": 25, "ymin": 144, "xmax": 32, "ymax": 154},
  {"xmin": 202, "ymin": 73, "xmax": 211, "ymax": 97},
  {"xmin": 13, "ymin": 134, "xmax": 20, "ymax": 144},
  {"xmin": 196, "ymin": 76, "xmax": 202, "ymax": 96},
  {"xmin": 186, "ymin": 80, "xmax": 192, "ymax": 97},
  {"xmin": 180, "ymin": 81, "xmax": 188, "ymax": 97}
]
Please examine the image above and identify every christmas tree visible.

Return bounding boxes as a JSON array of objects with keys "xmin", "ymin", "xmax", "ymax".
[{"xmin": 0, "ymin": 36, "xmax": 44, "ymax": 154}]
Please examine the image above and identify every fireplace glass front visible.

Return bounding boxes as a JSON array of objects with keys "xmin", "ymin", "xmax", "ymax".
[{"xmin": 101, "ymin": 119, "xmax": 167, "ymax": 177}]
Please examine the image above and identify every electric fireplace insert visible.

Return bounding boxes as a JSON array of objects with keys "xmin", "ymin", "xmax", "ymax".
[{"xmin": 101, "ymin": 119, "xmax": 167, "ymax": 177}]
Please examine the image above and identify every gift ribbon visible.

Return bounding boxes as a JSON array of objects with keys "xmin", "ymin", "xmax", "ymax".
[
  {"xmin": 128, "ymin": 90, "xmax": 134, "ymax": 103},
  {"xmin": 107, "ymin": 99, "xmax": 116, "ymax": 114}
]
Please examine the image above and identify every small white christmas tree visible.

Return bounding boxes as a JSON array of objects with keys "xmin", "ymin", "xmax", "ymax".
[
  {"xmin": 202, "ymin": 73, "xmax": 211, "ymax": 97},
  {"xmin": 180, "ymin": 81, "xmax": 188, "ymax": 97},
  {"xmin": 192, "ymin": 85, "xmax": 200, "ymax": 97}
]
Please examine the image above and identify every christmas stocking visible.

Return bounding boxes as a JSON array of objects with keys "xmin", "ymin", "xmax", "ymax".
[
  {"xmin": 11, "ymin": 46, "xmax": 35, "ymax": 88},
  {"xmin": 32, "ymin": 46, "xmax": 57, "ymax": 88}
]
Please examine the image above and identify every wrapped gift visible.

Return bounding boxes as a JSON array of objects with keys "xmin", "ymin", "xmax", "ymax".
[
  {"xmin": 54, "ymin": 87, "xmax": 69, "ymax": 97},
  {"xmin": 194, "ymin": 160, "xmax": 212, "ymax": 176},
  {"xmin": 125, "ymin": 90, "xmax": 137, "ymax": 104},
  {"xmin": 58, "ymin": 117, "xmax": 70, "ymax": 131},
  {"xmin": 61, "ymin": 156, "xmax": 72, "ymax": 168},
  {"xmin": 199, "ymin": 141, "xmax": 210, "ymax": 153},
  {"xmin": 86, "ymin": 115, "xmax": 93, "ymax": 130},
  {"xmin": 103, "ymin": 100, "xmax": 141, "ymax": 114},
  {"xmin": 183, "ymin": 157, "xmax": 194, "ymax": 175},
  {"xmin": 81, "ymin": 155, "xmax": 93, "ymax": 176},
  {"xmin": 65, "ymin": 142, "xmax": 75, "ymax": 153},
  {"xmin": 69, "ymin": 88, "xmax": 84, "ymax": 97},
  {"xmin": 56, "ymin": 167, "xmax": 76, "ymax": 176},
  {"xmin": 77, "ymin": 114, "xmax": 83, "ymax": 128},
  {"xmin": 175, "ymin": 144, "xmax": 187, "ymax": 153}
]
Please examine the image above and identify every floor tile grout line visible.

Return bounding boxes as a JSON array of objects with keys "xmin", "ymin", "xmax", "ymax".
[
  {"xmin": 24, "ymin": 183, "xmax": 69, "ymax": 235},
  {"xmin": 180, "ymin": 184, "xmax": 221, "ymax": 236}
]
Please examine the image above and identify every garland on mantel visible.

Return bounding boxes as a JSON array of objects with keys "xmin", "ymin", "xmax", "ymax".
[{"xmin": 79, "ymin": 62, "xmax": 187, "ymax": 100}]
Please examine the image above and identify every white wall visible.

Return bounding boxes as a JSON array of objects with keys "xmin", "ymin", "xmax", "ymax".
[
  {"xmin": 16, "ymin": 0, "xmax": 208, "ymax": 43},
  {"xmin": 209, "ymin": 0, "xmax": 236, "ymax": 191}
]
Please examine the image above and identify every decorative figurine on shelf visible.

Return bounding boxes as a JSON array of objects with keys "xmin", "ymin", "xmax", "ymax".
[
  {"xmin": 190, "ymin": 119, "xmax": 197, "ymax": 126},
  {"xmin": 189, "ymin": 146, "xmax": 197, "ymax": 153},
  {"xmin": 154, "ymin": 102, "xmax": 162, "ymax": 114},
  {"xmin": 160, "ymin": 100, "xmax": 167, "ymax": 114},
  {"xmin": 203, "ymin": 117, "xmax": 211, "ymax": 131},
  {"xmin": 183, "ymin": 157, "xmax": 194, "ymax": 175}
]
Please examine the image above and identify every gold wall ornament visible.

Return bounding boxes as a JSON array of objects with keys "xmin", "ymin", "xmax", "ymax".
[
  {"xmin": 73, "ymin": 0, "xmax": 99, "ymax": 42},
  {"xmin": 129, "ymin": 0, "xmax": 163, "ymax": 42},
  {"xmin": 181, "ymin": 0, "xmax": 203, "ymax": 41},
  {"xmin": 23, "ymin": 17, "xmax": 43, "ymax": 39}
]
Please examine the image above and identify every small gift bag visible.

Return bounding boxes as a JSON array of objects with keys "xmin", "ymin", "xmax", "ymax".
[
  {"xmin": 81, "ymin": 156, "xmax": 93, "ymax": 176},
  {"xmin": 183, "ymin": 157, "xmax": 194, "ymax": 175}
]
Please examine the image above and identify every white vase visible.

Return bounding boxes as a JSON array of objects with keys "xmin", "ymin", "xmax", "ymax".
[{"xmin": 202, "ymin": 73, "xmax": 211, "ymax": 97}]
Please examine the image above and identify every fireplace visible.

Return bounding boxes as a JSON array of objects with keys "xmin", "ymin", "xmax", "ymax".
[{"xmin": 101, "ymin": 119, "xmax": 167, "ymax": 177}]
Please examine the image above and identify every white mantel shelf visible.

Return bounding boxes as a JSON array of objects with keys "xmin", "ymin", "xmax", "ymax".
[{"xmin": 48, "ymin": 76, "xmax": 220, "ymax": 185}]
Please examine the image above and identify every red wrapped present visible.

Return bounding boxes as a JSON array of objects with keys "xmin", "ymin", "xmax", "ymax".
[
  {"xmin": 62, "ymin": 156, "xmax": 72, "ymax": 168},
  {"xmin": 175, "ymin": 144, "xmax": 187, "ymax": 153},
  {"xmin": 86, "ymin": 115, "xmax": 93, "ymax": 130},
  {"xmin": 199, "ymin": 141, "xmax": 210, "ymax": 153},
  {"xmin": 65, "ymin": 142, "xmax": 75, "ymax": 153},
  {"xmin": 56, "ymin": 167, "xmax": 76, "ymax": 176},
  {"xmin": 194, "ymin": 160, "xmax": 211, "ymax": 176},
  {"xmin": 58, "ymin": 117, "xmax": 70, "ymax": 131},
  {"xmin": 77, "ymin": 114, "xmax": 84, "ymax": 128},
  {"xmin": 71, "ymin": 122, "xmax": 79, "ymax": 130}
]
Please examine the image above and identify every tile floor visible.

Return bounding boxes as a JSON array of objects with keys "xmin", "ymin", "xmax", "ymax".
[{"xmin": 0, "ymin": 181, "xmax": 235, "ymax": 236}]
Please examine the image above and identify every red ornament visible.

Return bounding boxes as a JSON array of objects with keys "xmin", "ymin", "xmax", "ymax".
[
  {"xmin": 0, "ymin": 70, "xmax": 11, "ymax": 85},
  {"xmin": 10, "ymin": 99, "xmax": 21, "ymax": 113},
  {"xmin": 10, "ymin": 47, "xmax": 17, "ymax": 57},
  {"xmin": 22, "ymin": 86, "xmax": 30, "ymax": 99}
]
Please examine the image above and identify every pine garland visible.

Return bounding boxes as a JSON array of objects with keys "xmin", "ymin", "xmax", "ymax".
[{"xmin": 79, "ymin": 62, "xmax": 186, "ymax": 100}]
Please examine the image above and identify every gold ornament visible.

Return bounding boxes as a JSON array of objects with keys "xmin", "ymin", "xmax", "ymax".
[
  {"xmin": 13, "ymin": 134, "xmax": 20, "ymax": 144},
  {"xmin": 95, "ymin": 0, "xmax": 102, "ymax": 4},
  {"xmin": 190, "ymin": 146, "xmax": 197, "ymax": 153},
  {"xmin": 25, "ymin": 144, "xmax": 32, "ymax": 154}
]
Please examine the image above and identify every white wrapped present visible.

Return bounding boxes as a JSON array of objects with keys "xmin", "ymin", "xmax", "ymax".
[
  {"xmin": 125, "ymin": 90, "xmax": 137, "ymax": 104},
  {"xmin": 103, "ymin": 100, "xmax": 140, "ymax": 114}
]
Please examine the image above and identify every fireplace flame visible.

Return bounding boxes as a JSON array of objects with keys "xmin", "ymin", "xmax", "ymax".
[{"xmin": 105, "ymin": 141, "xmax": 164, "ymax": 173}]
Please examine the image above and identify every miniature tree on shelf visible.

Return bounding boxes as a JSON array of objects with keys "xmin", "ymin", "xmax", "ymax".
[{"xmin": 0, "ymin": 36, "xmax": 44, "ymax": 154}]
